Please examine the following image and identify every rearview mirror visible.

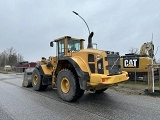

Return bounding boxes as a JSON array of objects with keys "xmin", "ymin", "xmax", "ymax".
[{"xmin": 50, "ymin": 42, "xmax": 54, "ymax": 47}]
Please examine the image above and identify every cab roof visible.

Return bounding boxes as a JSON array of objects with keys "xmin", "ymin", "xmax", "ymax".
[{"xmin": 54, "ymin": 36, "xmax": 85, "ymax": 42}]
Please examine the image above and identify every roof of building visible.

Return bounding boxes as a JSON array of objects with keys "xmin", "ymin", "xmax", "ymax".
[{"xmin": 15, "ymin": 62, "xmax": 37, "ymax": 68}]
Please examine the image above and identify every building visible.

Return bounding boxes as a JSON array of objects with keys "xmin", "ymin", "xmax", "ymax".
[{"xmin": 14, "ymin": 61, "xmax": 37, "ymax": 72}]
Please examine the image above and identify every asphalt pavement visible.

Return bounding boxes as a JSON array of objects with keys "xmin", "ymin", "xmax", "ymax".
[{"xmin": 0, "ymin": 73, "xmax": 160, "ymax": 120}]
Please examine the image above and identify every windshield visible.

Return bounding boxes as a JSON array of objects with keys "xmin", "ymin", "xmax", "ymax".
[{"xmin": 68, "ymin": 39, "xmax": 81, "ymax": 51}]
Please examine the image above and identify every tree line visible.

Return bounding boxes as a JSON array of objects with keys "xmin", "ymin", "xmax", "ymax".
[
  {"xmin": 0, "ymin": 47, "xmax": 159, "ymax": 67},
  {"xmin": 0, "ymin": 47, "xmax": 23, "ymax": 67}
]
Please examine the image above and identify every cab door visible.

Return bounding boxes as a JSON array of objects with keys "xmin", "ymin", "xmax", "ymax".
[{"xmin": 57, "ymin": 39, "xmax": 65, "ymax": 59}]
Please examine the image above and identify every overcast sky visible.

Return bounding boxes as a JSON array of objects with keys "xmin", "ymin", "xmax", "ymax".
[{"xmin": 0, "ymin": 0, "xmax": 160, "ymax": 62}]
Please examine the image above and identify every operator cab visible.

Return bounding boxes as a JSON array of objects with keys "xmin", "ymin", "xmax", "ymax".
[{"xmin": 50, "ymin": 36, "xmax": 85, "ymax": 59}]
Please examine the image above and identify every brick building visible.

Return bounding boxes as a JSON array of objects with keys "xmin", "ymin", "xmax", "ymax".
[{"xmin": 15, "ymin": 61, "xmax": 37, "ymax": 72}]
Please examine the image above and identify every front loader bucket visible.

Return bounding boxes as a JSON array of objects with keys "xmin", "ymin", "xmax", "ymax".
[{"xmin": 22, "ymin": 68, "xmax": 35, "ymax": 87}]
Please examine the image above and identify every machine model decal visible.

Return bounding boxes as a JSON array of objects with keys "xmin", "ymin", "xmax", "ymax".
[{"xmin": 123, "ymin": 58, "xmax": 139, "ymax": 68}]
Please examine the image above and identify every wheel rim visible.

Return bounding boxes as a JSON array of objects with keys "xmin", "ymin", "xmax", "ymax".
[
  {"xmin": 61, "ymin": 77, "xmax": 70, "ymax": 93},
  {"xmin": 33, "ymin": 75, "xmax": 38, "ymax": 85}
]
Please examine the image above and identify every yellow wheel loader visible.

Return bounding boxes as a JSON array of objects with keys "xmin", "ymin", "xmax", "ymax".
[{"xmin": 23, "ymin": 32, "xmax": 129, "ymax": 102}]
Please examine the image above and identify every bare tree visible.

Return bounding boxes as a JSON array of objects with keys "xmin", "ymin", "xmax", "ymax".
[
  {"xmin": 0, "ymin": 47, "xmax": 24, "ymax": 67},
  {"xmin": 157, "ymin": 58, "xmax": 160, "ymax": 64},
  {"xmin": 17, "ymin": 53, "xmax": 23, "ymax": 63},
  {"xmin": 0, "ymin": 53, "xmax": 5, "ymax": 67},
  {"xmin": 129, "ymin": 47, "xmax": 139, "ymax": 54}
]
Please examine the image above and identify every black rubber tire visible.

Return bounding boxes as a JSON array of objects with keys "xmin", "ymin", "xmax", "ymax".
[
  {"xmin": 32, "ymin": 68, "xmax": 48, "ymax": 91},
  {"xmin": 56, "ymin": 69, "xmax": 84, "ymax": 102},
  {"xmin": 95, "ymin": 88, "xmax": 108, "ymax": 93}
]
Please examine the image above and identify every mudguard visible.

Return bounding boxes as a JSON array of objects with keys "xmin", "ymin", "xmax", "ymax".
[
  {"xmin": 56, "ymin": 57, "xmax": 90, "ymax": 90},
  {"xmin": 37, "ymin": 65, "xmax": 52, "ymax": 85}
]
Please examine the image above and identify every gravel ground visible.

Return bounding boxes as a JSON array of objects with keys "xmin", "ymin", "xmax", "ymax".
[{"xmin": 111, "ymin": 82, "xmax": 160, "ymax": 97}]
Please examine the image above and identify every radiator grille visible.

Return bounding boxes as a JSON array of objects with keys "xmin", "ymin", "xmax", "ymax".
[{"xmin": 105, "ymin": 53, "xmax": 122, "ymax": 75}]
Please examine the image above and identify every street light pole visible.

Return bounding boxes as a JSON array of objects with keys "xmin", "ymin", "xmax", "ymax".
[
  {"xmin": 72, "ymin": 11, "xmax": 94, "ymax": 49},
  {"xmin": 72, "ymin": 11, "xmax": 91, "ymax": 35}
]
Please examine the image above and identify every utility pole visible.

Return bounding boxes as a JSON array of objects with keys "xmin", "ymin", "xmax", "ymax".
[{"xmin": 4, "ymin": 52, "xmax": 8, "ymax": 73}]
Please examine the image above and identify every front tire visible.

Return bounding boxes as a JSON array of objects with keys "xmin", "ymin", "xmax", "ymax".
[
  {"xmin": 56, "ymin": 69, "xmax": 84, "ymax": 102},
  {"xmin": 32, "ymin": 68, "xmax": 48, "ymax": 91}
]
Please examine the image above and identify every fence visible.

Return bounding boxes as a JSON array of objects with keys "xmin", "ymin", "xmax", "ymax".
[
  {"xmin": 147, "ymin": 64, "xmax": 160, "ymax": 93},
  {"xmin": 128, "ymin": 71, "xmax": 159, "ymax": 82}
]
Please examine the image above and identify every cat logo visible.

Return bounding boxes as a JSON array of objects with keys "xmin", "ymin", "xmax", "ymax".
[{"xmin": 123, "ymin": 58, "xmax": 139, "ymax": 68}]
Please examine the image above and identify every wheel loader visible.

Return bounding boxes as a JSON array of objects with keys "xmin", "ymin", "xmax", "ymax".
[{"xmin": 23, "ymin": 32, "xmax": 129, "ymax": 102}]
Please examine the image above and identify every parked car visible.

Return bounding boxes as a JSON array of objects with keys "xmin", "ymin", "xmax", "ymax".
[{"xmin": 4, "ymin": 65, "xmax": 11, "ymax": 72}]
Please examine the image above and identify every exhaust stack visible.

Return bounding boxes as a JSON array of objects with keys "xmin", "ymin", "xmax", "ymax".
[{"xmin": 87, "ymin": 32, "xmax": 94, "ymax": 49}]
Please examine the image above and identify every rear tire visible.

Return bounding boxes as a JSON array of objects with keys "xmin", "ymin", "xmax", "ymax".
[
  {"xmin": 32, "ymin": 68, "xmax": 48, "ymax": 91},
  {"xmin": 56, "ymin": 69, "xmax": 84, "ymax": 102}
]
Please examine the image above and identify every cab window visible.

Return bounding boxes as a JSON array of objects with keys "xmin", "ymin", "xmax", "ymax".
[{"xmin": 68, "ymin": 39, "xmax": 81, "ymax": 51}]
